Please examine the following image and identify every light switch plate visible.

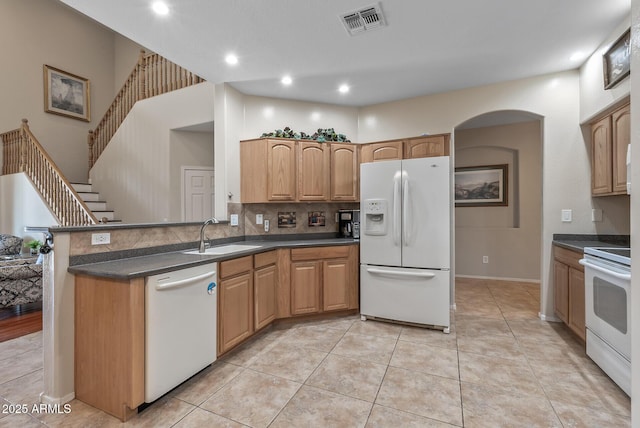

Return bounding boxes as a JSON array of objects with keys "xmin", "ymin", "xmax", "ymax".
[
  {"xmin": 256, "ymin": 214, "xmax": 263, "ymax": 225},
  {"xmin": 230, "ymin": 214, "xmax": 239, "ymax": 226},
  {"xmin": 561, "ymin": 209, "xmax": 572, "ymax": 223}
]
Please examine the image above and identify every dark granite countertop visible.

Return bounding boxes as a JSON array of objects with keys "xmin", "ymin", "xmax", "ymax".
[
  {"xmin": 68, "ymin": 238, "xmax": 359, "ymax": 280},
  {"xmin": 552, "ymin": 234, "xmax": 630, "ymax": 253}
]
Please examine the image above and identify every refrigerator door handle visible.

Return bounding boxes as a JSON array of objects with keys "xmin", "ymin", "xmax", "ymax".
[
  {"xmin": 402, "ymin": 172, "xmax": 410, "ymax": 246},
  {"xmin": 366, "ymin": 267, "xmax": 436, "ymax": 279},
  {"xmin": 393, "ymin": 171, "xmax": 402, "ymax": 246}
]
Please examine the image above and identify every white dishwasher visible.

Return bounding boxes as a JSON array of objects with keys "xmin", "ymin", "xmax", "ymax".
[{"xmin": 145, "ymin": 263, "xmax": 217, "ymax": 402}]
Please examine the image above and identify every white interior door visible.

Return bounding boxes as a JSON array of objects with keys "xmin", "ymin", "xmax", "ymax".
[{"xmin": 183, "ymin": 168, "xmax": 214, "ymax": 221}]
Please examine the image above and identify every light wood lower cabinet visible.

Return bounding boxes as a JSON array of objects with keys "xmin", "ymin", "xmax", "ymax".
[
  {"xmin": 553, "ymin": 245, "xmax": 585, "ymax": 341},
  {"xmin": 75, "ymin": 275, "xmax": 144, "ymax": 422},
  {"xmin": 218, "ymin": 270, "xmax": 254, "ymax": 355},
  {"xmin": 290, "ymin": 245, "xmax": 359, "ymax": 315},
  {"xmin": 254, "ymin": 251, "xmax": 278, "ymax": 330}
]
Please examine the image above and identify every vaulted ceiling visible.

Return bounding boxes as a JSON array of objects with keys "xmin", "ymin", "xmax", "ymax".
[{"xmin": 59, "ymin": 0, "xmax": 630, "ymax": 107}]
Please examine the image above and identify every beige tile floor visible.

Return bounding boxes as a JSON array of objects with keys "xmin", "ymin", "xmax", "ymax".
[{"xmin": 0, "ymin": 278, "xmax": 631, "ymax": 427}]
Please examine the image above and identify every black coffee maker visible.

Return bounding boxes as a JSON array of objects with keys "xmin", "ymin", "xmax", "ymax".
[{"xmin": 338, "ymin": 209, "xmax": 360, "ymax": 238}]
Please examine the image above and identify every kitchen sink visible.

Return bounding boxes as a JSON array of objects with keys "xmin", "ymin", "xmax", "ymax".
[{"xmin": 183, "ymin": 244, "xmax": 262, "ymax": 255}]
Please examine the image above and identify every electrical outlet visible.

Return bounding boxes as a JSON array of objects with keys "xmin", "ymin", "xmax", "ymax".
[
  {"xmin": 561, "ymin": 209, "xmax": 572, "ymax": 222},
  {"xmin": 256, "ymin": 214, "xmax": 263, "ymax": 225},
  {"xmin": 91, "ymin": 232, "xmax": 110, "ymax": 245},
  {"xmin": 482, "ymin": 256, "xmax": 489, "ymax": 264},
  {"xmin": 230, "ymin": 214, "xmax": 239, "ymax": 226},
  {"xmin": 264, "ymin": 219, "xmax": 270, "ymax": 232}
]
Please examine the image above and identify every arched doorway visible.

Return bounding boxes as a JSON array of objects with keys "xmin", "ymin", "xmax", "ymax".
[{"xmin": 453, "ymin": 110, "xmax": 543, "ymax": 315}]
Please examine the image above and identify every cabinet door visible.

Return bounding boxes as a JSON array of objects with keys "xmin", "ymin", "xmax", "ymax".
[
  {"xmin": 612, "ymin": 104, "xmax": 630, "ymax": 194},
  {"xmin": 323, "ymin": 259, "xmax": 350, "ymax": 311},
  {"xmin": 404, "ymin": 136, "xmax": 448, "ymax": 159},
  {"xmin": 553, "ymin": 261, "xmax": 569, "ymax": 323},
  {"xmin": 591, "ymin": 116, "xmax": 612, "ymax": 195},
  {"xmin": 290, "ymin": 261, "xmax": 321, "ymax": 315},
  {"xmin": 330, "ymin": 143, "xmax": 359, "ymax": 201},
  {"xmin": 298, "ymin": 141, "xmax": 330, "ymax": 200},
  {"xmin": 254, "ymin": 264, "xmax": 277, "ymax": 331},
  {"xmin": 568, "ymin": 267, "xmax": 586, "ymax": 341},
  {"xmin": 267, "ymin": 140, "xmax": 297, "ymax": 201},
  {"xmin": 360, "ymin": 141, "xmax": 403, "ymax": 163},
  {"xmin": 219, "ymin": 272, "xmax": 253, "ymax": 354}
]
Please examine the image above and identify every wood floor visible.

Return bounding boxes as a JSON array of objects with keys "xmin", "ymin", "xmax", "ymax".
[{"xmin": 0, "ymin": 302, "xmax": 42, "ymax": 342}]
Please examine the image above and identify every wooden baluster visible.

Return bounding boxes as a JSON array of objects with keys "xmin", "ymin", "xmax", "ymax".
[{"xmin": 88, "ymin": 130, "xmax": 95, "ymax": 170}]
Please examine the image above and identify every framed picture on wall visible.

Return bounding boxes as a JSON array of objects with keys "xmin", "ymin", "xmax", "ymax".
[
  {"xmin": 603, "ymin": 28, "xmax": 630, "ymax": 90},
  {"xmin": 455, "ymin": 164, "xmax": 508, "ymax": 207},
  {"xmin": 43, "ymin": 64, "xmax": 91, "ymax": 121}
]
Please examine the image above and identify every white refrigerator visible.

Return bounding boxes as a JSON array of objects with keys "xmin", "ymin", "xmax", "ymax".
[{"xmin": 360, "ymin": 156, "xmax": 451, "ymax": 332}]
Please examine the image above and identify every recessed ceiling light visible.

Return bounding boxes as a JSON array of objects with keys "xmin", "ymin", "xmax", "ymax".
[
  {"xmin": 338, "ymin": 84, "xmax": 350, "ymax": 94},
  {"xmin": 151, "ymin": 1, "xmax": 169, "ymax": 15},
  {"xmin": 225, "ymin": 54, "xmax": 238, "ymax": 65},
  {"xmin": 281, "ymin": 75, "xmax": 293, "ymax": 85}
]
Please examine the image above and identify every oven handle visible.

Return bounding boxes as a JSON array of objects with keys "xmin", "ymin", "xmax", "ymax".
[{"xmin": 578, "ymin": 259, "xmax": 631, "ymax": 280}]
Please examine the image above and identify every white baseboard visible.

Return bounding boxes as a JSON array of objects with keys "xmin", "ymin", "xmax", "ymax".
[
  {"xmin": 39, "ymin": 391, "xmax": 75, "ymax": 405},
  {"xmin": 538, "ymin": 312, "xmax": 561, "ymax": 322},
  {"xmin": 455, "ymin": 274, "xmax": 540, "ymax": 284}
]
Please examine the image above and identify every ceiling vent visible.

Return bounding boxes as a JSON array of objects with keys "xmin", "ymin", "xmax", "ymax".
[{"xmin": 340, "ymin": 4, "xmax": 385, "ymax": 36}]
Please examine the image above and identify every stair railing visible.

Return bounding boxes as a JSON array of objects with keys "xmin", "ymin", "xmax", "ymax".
[
  {"xmin": 1, "ymin": 119, "xmax": 98, "ymax": 226},
  {"xmin": 88, "ymin": 50, "xmax": 205, "ymax": 168}
]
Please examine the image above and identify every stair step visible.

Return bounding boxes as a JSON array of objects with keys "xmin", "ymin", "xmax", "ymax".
[
  {"xmin": 85, "ymin": 201, "xmax": 108, "ymax": 211},
  {"xmin": 92, "ymin": 211, "xmax": 115, "ymax": 221},
  {"xmin": 71, "ymin": 182, "xmax": 92, "ymax": 193},
  {"xmin": 76, "ymin": 191, "xmax": 101, "ymax": 202}
]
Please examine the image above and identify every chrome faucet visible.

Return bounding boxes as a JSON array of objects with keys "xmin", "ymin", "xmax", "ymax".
[{"xmin": 199, "ymin": 217, "xmax": 220, "ymax": 253}]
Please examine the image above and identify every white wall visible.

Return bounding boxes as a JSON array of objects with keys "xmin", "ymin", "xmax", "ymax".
[
  {"xmin": 90, "ymin": 82, "xmax": 215, "ymax": 223},
  {"xmin": 0, "ymin": 173, "xmax": 58, "ymax": 240},
  {"xmin": 455, "ymin": 121, "xmax": 542, "ymax": 281},
  {"xmin": 360, "ymin": 70, "xmax": 594, "ymax": 318},
  {"xmin": 579, "ymin": 17, "xmax": 631, "ymax": 122},
  {"xmin": 0, "ymin": 0, "xmax": 140, "ymax": 183},
  {"xmin": 628, "ymin": 0, "xmax": 639, "ymax": 423}
]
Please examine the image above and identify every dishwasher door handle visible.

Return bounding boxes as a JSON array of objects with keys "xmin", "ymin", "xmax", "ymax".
[{"xmin": 155, "ymin": 271, "xmax": 215, "ymax": 291}]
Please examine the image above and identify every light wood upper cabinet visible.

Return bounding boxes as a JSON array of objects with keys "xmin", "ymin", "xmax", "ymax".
[
  {"xmin": 241, "ymin": 138, "xmax": 359, "ymax": 202},
  {"xmin": 330, "ymin": 143, "xmax": 359, "ymax": 201},
  {"xmin": 298, "ymin": 141, "xmax": 330, "ymax": 201},
  {"xmin": 612, "ymin": 103, "xmax": 630, "ymax": 194},
  {"xmin": 590, "ymin": 102, "xmax": 629, "ymax": 197},
  {"xmin": 268, "ymin": 140, "xmax": 297, "ymax": 201},
  {"xmin": 404, "ymin": 135, "xmax": 450, "ymax": 159},
  {"xmin": 360, "ymin": 134, "xmax": 450, "ymax": 164},
  {"xmin": 360, "ymin": 140, "xmax": 403, "ymax": 163}
]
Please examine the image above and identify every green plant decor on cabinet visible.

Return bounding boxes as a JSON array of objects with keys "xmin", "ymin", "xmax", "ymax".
[{"xmin": 260, "ymin": 127, "xmax": 350, "ymax": 142}]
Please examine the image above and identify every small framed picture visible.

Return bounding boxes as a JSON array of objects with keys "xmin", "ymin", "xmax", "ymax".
[
  {"xmin": 43, "ymin": 64, "xmax": 91, "ymax": 121},
  {"xmin": 603, "ymin": 28, "xmax": 630, "ymax": 90},
  {"xmin": 455, "ymin": 164, "xmax": 508, "ymax": 207}
]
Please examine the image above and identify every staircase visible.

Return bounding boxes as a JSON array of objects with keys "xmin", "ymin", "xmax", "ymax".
[{"xmin": 70, "ymin": 183, "xmax": 120, "ymax": 223}]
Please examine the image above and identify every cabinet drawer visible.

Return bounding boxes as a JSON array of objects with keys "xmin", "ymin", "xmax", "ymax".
[
  {"xmin": 254, "ymin": 250, "xmax": 277, "ymax": 269},
  {"xmin": 219, "ymin": 256, "xmax": 253, "ymax": 279},
  {"xmin": 553, "ymin": 246, "xmax": 583, "ymax": 271},
  {"xmin": 291, "ymin": 246, "xmax": 351, "ymax": 261}
]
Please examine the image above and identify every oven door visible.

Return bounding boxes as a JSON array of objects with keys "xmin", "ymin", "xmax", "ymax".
[{"xmin": 580, "ymin": 256, "xmax": 631, "ymax": 360}]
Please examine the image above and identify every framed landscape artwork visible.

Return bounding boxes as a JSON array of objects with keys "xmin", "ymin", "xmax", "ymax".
[
  {"xmin": 455, "ymin": 164, "xmax": 508, "ymax": 207},
  {"xmin": 603, "ymin": 28, "xmax": 630, "ymax": 90},
  {"xmin": 43, "ymin": 65, "xmax": 90, "ymax": 121}
]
